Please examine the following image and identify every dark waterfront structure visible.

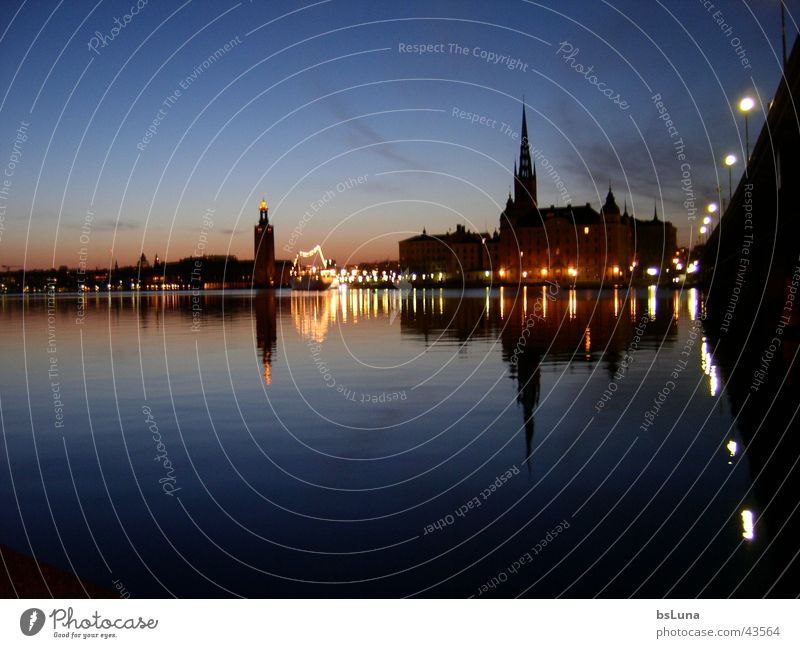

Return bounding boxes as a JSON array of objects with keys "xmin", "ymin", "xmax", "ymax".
[
  {"xmin": 633, "ymin": 205, "xmax": 678, "ymax": 278},
  {"xmin": 498, "ymin": 106, "xmax": 634, "ymax": 284},
  {"xmin": 700, "ymin": 37, "xmax": 800, "ymax": 596},
  {"xmin": 498, "ymin": 187, "xmax": 634, "ymax": 284},
  {"xmin": 253, "ymin": 198, "xmax": 276, "ymax": 287},
  {"xmin": 398, "ymin": 106, "xmax": 679, "ymax": 285},
  {"xmin": 0, "ymin": 199, "xmax": 291, "ymax": 292},
  {"xmin": 398, "ymin": 225, "xmax": 498, "ymax": 280}
]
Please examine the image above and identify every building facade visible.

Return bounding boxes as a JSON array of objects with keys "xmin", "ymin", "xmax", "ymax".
[
  {"xmin": 398, "ymin": 225, "xmax": 499, "ymax": 280},
  {"xmin": 398, "ymin": 104, "xmax": 677, "ymax": 285},
  {"xmin": 497, "ymin": 105, "xmax": 635, "ymax": 283}
]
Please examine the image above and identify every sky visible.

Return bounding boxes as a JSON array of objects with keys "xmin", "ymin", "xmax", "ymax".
[{"xmin": 0, "ymin": 0, "xmax": 796, "ymax": 268}]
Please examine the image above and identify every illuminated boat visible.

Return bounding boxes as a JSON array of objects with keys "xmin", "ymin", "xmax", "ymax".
[{"xmin": 290, "ymin": 245, "xmax": 338, "ymax": 291}]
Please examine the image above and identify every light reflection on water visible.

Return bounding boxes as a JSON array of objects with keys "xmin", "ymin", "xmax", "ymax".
[{"xmin": 0, "ymin": 287, "xmax": 774, "ymax": 596}]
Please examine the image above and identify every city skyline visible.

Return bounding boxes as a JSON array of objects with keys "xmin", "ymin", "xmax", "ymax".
[
  {"xmin": 0, "ymin": 0, "xmax": 792, "ymax": 268},
  {"xmin": 2, "ymin": 0, "xmax": 800, "ymax": 621}
]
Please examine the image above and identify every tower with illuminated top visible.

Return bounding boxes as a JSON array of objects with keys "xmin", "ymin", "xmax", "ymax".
[{"xmin": 253, "ymin": 197, "xmax": 275, "ymax": 287}]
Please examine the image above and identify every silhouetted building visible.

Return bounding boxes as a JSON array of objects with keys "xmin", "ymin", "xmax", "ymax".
[
  {"xmin": 633, "ymin": 204, "xmax": 678, "ymax": 277},
  {"xmin": 498, "ymin": 105, "xmax": 634, "ymax": 283},
  {"xmin": 499, "ymin": 184, "xmax": 634, "ymax": 283},
  {"xmin": 398, "ymin": 225, "xmax": 498, "ymax": 279},
  {"xmin": 397, "ymin": 104, "xmax": 677, "ymax": 285},
  {"xmin": 254, "ymin": 198, "xmax": 275, "ymax": 287}
]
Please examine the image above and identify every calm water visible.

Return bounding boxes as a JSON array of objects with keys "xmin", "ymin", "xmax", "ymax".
[{"xmin": 0, "ymin": 287, "xmax": 782, "ymax": 596}]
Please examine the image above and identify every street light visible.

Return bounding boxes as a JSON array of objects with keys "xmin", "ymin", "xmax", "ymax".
[
  {"xmin": 724, "ymin": 154, "xmax": 738, "ymax": 204},
  {"xmin": 704, "ymin": 203, "xmax": 715, "ymax": 231},
  {"xmin": 739, "ymin": 96, "xmax": 756, "ymax": 161}
]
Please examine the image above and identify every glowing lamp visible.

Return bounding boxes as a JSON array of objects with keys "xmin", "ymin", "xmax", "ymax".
[
  {"xmin": 741, "ymin": 509, "xmax": 755, "ymax": 541},
  {"xmin": 739, "ymin": 96, "xmax": 755, "ymax": 113}
]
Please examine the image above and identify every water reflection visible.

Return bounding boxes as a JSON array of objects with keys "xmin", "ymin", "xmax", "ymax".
[
  {"xmin": 288, "ymin": 286, "xmax": 682, "ymax": 464},
  {"xmin": 254, "ymin": 292, "xmax": 277, "ymax": 385},
  {"xmin": 703, "ymin": 291, "xmax": 800, "ymax": 594},
  {"xmin": 395, "ymin": 286, "xmax": 678, "ymax": 361},
  {"xmin": 1, "ymin": 286, "xmax": 792, "ymax": 597}
]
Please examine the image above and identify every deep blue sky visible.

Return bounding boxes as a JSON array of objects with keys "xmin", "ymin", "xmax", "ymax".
[{"xmin": 0, "ymin": 0, "xmax": 796, "ymax": 267}]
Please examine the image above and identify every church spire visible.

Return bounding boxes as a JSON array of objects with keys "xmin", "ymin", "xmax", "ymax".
[
  {"xmin": 514, "ymin": 101, "xmax": 537, "ymax": 211},
  {"xmin": 653, "ymin": 201, "xmax": 659, "ymax": 221},
  {"xmin": 518, "ymin": 104, "xmax": 532, "ymax": 180}
]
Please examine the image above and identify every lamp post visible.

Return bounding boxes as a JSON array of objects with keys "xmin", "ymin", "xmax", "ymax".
[
  {"xmin": 782, "ymin": 0, "xmax": 787, "ymax": 67},
  {"xmin": 705, "ymin": 202, "xmax": 718, "ymax": 231},
  {"xmin": 724, "ymin": 154, "xmax": 738, "ymax": 206},
  {"xmin": 739, "ymin": 96, "xmax": 756, "ymax": 162}
]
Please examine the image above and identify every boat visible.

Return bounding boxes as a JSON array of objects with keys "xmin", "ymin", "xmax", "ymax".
[
  {"xmin": 290, "ymin": 271, "xmax": 335, "ymax": 291},
  {"xmin": 290, "ymin": 245, "xmax": 338, "ymax": 291}
]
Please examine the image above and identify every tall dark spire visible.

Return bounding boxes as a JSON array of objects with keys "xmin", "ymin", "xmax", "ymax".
[
  {"xmin": 653, "ymin": 201, "xmax": 659, "ymax": 221},
  {"xmin": 514, "ymin": 102, "xmax": 537, "ymax": 211},
  {"xmin": 518, "ymin": 105, "xmax": 532, "ymax": 181}
]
